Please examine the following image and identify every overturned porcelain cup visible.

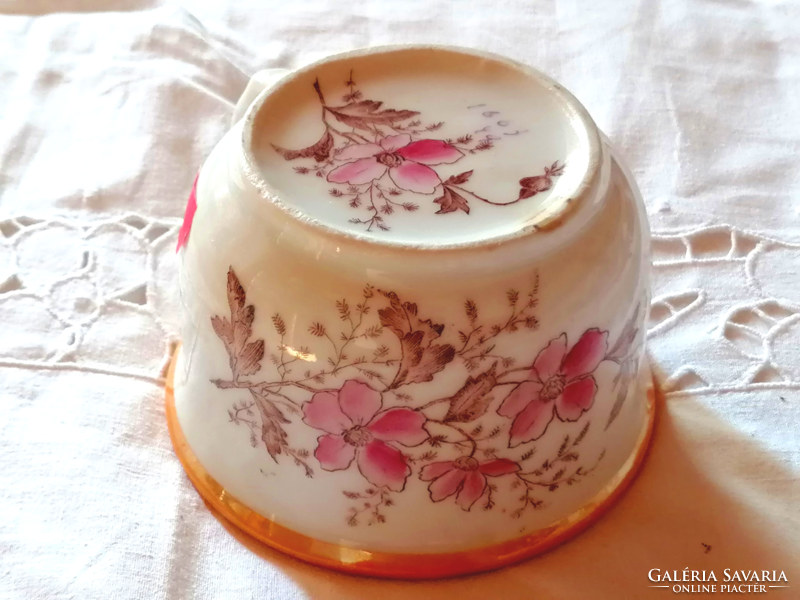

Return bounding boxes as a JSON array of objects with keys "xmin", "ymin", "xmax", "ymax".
[{"xmin": 167, "ymin": 44, "xmax": 654, "ymax": 579}]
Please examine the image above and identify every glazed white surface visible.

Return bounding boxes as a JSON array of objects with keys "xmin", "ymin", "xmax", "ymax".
[
  {"xmin": 247, "ymin": 47, "xmax": 597, "ymax": 246},
  {"xmin": 174, "ymin": 80, "xmax": 650, "ymax": 551}
]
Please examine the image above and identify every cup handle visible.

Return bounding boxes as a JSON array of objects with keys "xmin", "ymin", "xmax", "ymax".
[{"xmin": 232, "ymin": 68, "xmax": 291, "ymax": 126}]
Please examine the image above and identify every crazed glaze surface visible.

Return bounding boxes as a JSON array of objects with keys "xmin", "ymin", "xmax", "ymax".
[{"xmin": 173, "ymin": 46, "xmax": 651, "ymax": 557}]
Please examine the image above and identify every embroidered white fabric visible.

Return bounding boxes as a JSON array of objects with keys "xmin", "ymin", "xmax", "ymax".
[{"xmin": 0, "ymin": 2, "xmax": 797, "ymax": 598}]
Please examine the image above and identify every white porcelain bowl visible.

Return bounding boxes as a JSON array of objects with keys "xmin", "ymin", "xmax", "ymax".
[{"xmin": 168, "ymin": 45, "xmax": 654, "ymax": 578}]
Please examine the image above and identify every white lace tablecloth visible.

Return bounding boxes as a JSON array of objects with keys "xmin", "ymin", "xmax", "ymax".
[{"xmin": 1, "ymin": 2, "xmax": 798, "ymax": 598}]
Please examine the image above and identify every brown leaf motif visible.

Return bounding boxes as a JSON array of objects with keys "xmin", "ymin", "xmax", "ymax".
[
  {"xmin": 434, "ymin": 186, "xmax": 470, "ymax": 214},
  {"xmin": 443, "ymin": 363, "xmax": 498, "ymax": 423},
  {"xmin": 607, "ymin": 303, "xmax": 641, "ymax": 362},
  {"xmin": 210, "ymin": 267, "xmax": 265, "ymax": 380},
  {"xmin": 444, "ymin": 170, "xmax": 473, "ymax": 186},
  {"xmin": 605, "ymin": 360, "xmax": 635, "ymax": 431},
  {"xmin": 326, "ymin": 100, "xmax": 419, "ymax": 131},
  {"xmin": 378, "ymin": 292, "xmax": 455, "ymax": 388},
  {"xmin": 517, "ymin": 161, "xmax": 565, "ymax": 200},
  {"xmin": 272, "ymin": 129, "xmax": 334, "ymax": 163},
  {"xmin": 250, "ymin": 387, "xmax": 289, "ymax": 461}
]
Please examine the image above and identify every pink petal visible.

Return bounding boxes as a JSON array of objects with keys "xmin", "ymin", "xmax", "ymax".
[
  {"xmin": 456, "ymin": 471, "xmax": 487, "ymax": 510},
  {"xmin": 338, "ymin": 380, "xmax": 382, "ymax": 425},
  {"xmin": 314, "ymin": 434, "xmax": 356, "ymax": 471},
  {"xmin": 561, "ymin": 328, "xmax": 609, "ymax": 380},
  {"xmin": 327, "ymin": 157, "xmax": 387, "ymax": 185},
  {"xmin": 176, "ymin": 174, "xmax": 198, "ymax": 252},
  {"xmin": 396, "ymin": 139, "xmax": 464, "ymax": 165},
  {"xmin": 419, "ymin": 461, "xmax": 455, "ymax": 481},
  {"xmin": 533, "ymin": 334, "xmax": 567, "ymax": 382},
  {"xmin": 497, "ymin": 381, "xmax": 543, "ymax": 419},
  {"xmin": 380, "ymin": 134, "xmax": 412, "ymax": 152},
  {"xmin": 388, "ymin": 162, "xmax": 441, "ymax": 194},
  {"xmin": 302, "ymin": 391, "xmax": 352, "ymax": 434},
  {"xmin": 367, "ymin": 408, "xmax": 428, "ymax": 447},
  {"xmin": 356, "ymin": 440, "xmax": 411, "ymax": 492},
  {"xmin": 508, "ymin": 398, "xmax": 556, "ymax": 447},
  {"xmin": 479, "ymin": 459, "xmax": 521, "ymax": 477},
  {"xmin": 335, "ymin": 142, "xmax": 382, "ymax": 161},
  {"xmin": 555, "ymin": 376, "xmax": 598, "ymax": 421},
  {"xmin": 427, "ymin": 468, "xmax": 466, "ymax": 501}
]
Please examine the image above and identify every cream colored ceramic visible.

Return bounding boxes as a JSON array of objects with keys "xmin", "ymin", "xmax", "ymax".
[{"xmin": 171, "ymin": 45, "xmax": 652, "ymax": 576}]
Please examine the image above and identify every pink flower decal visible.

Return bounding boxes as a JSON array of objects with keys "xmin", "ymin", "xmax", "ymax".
[
  {"xmin": 274, "ymin": 70, "xmax": 567, "ymax": 232},
  {"xmin": 210, "ymin": 266, "xmax": 621, "ymax": 524},
  {"xmin": 176, "ymin": 173, "xmax": 198, "ymax": 252},
  {"xmin": 498, "ymin": 329, "xmax": 609, "ymax": 447},
  {"xmin": 420, "ymin": 457, "xmax": 520, "ymax": 510},
  {"xmin": 327, "ymin": 134, "xmax": 463, "ymax": 194},
  {"xmin": 303, "ymin": 380, "xmax": 428, "ymax": 491}
]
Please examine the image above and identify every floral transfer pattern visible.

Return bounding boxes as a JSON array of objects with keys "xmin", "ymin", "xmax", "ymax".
[
  {"xmin": 212, "ymin": 267, "xmax": 643, "ymax": 525},
  {"xmin": 303, "ymin": 381, "xmax": 428, "ymax": 491},
  {"xmin": 498, "ymin": 329, "xmax": 608, "ymax": 447},
  {"xmin": 272, "ymin": 71, "xmax": 565, "ymax": 232}
]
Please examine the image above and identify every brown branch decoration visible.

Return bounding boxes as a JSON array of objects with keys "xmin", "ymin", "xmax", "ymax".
[{"xmin": 206, "ymin": 265, "xmax": 642, "ymax": 523}]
